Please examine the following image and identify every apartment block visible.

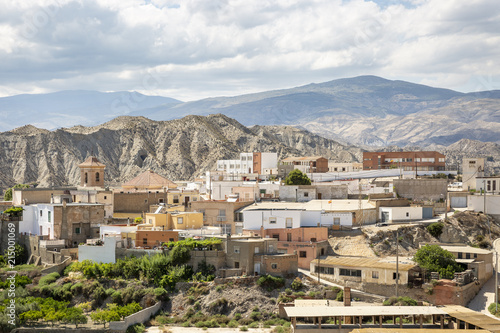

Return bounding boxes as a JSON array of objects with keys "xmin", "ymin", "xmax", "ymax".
[{"xmin": 363, "ymin": 151, "xmax": 445, "ymax": 171}]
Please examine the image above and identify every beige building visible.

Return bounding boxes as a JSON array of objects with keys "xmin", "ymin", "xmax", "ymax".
[
  {"xmin": 440, "ymin": 245, "xmax": 493, "ymax": 283},
  {"xmin": 463, "ymin": 158, "xmax": 485, "ymax": 191},
  {"xmin": 79, "ymin": 156, "xmax": 106, "ymax": 188},
  {"xmin": 310, "ymin": 256, "xmax": 421, "ymax": 286},
  {"xmin": 142, "ymin": 211, "xmax": 204, "ymax": 231},
  {"xmin": 190, "ymin": 200, "xmax": 253, "ymax": 234},
  {"xmin": 224, "ymin": 236, "xmax": 298, "ymax": 277},
  {"xmin": 328, "ymin": 162, "xmax": 363, "ymax": 173}
]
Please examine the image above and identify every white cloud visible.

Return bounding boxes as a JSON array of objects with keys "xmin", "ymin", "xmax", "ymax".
[{"xmin": 0, "ymin": 0, "xmax": 499, "ymax": 100}]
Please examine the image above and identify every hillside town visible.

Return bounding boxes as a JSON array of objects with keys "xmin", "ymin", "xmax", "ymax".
[{"xmin": 1, "ymin": 151, "xmax": 500, "ymax": 333}]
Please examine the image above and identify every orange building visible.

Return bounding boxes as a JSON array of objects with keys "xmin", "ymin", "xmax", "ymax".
[
  {"xmin": 79, "ymin": 156, "xmax": 105, "ymax": 187},
  {"xmin": 256, "ymin": 227, "xmax": 329, "ymax": 269},
  {"xmin": 362, "ymin": 151, "xmax": 445, "ymax": 171},
  {"xmin": 135, "ymin": 230, "xmax": 178, "ymax": 248}
]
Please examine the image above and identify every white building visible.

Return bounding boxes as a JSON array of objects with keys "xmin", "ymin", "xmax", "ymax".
[
  {"xmin": 476, "ymin": 177, "xmax": 500, "ymax": 194},
  {"xmin": 463, "ymin": 158, "xmax": 485, "ymax": 191},
  {"xmin": 19, "ymin": 204, "xmax": 56, "ymax": 239},
  {"xmin": 216, "ymin": 152, "xmax": 278, "ymax": 175},
  {"xmin": 240, "ymin": 200, "xmax": 377, "ymax": 230},
  {"xmin": 379, "ymin": 206, "xmax": 423, "ymax": 223}
]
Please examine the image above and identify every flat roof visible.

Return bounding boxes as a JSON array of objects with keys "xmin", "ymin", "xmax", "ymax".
[
  {"xmin": 317, "ymin": 256, "xmax": 417, "ymax": 271},
  {"xmin": 240, "ymin": 200, "xmax": 376, "ymax": 212},
  {"xmin": 440, "ymin": 245, "xmax": 492, "ymax": 255},
  {"xmin": 442, "ymin": 305, "xmax": 500, "ymax": 333},
  {"xmin": 353, "ymin": 329, "xmax": 487, "ymax": 333},
  {"xmin": 285, "ymin": 306, "xmax": 446, "ymax": 318}
]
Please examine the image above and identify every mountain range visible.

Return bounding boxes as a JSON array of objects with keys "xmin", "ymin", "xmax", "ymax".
[
  {"xmin": 1, "ymin": 114, "xmax": 499, "ymax": 191},
  {"xmin": 1, "ymin": 76, "xmax": 499, "ymax": 147}
]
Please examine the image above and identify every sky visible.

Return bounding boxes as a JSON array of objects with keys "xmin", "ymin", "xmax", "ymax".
[{"xmin": 0, "ymin": 0, "xmax": 499, "ymax": 101}]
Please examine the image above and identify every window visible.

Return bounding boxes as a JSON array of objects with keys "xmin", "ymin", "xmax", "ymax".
[
  {"xmin": 158, "ymin": 198, "xmax": 164, "ymax": 204},
  {"xmin": 48, "ymin": 211, "xmax": 51, "ymax": 222},
  {"xmin": 271, "ymin": 263, "xmax": 278, "ymax": 269},
  {"xmin": 299, "ymin": 251, "xmax": 307, "ymax": 258},
  {"xmin": 75, "ymin": 227, "xmax": 81, "ymax": 234},
  {"xmin": 474, "ymin": 253, "xmax": 478, "ymax": 259},
  {"xmin": 439, "ymin": 158, "xmax": 445, "ymax": 162},
  {"xmin": 234, "ymin": 246, "xmax": 240, "ymax": 254},
  {"xmin": 310, "ymin": 238, "xmax": 317, "ymax": 242},
  {"xmin": 466, "ymin": 253, "xmax": 471, "ymax": 259},
  {"xmin": 339, "ymin": 269, "xmax": 361, "ymax": 277},
  {"xmin": 458, "ymin": 252, "xmax": 463, "ymax": 259},
  {"xmin": 334, "ymin": 218, "xmax": 340, "ymax": 225},
  {"xmin": 173, "ymin": 195, "xmax": 179, "ymax": 204},
  {"xmin": 272, "ymin": 234, "xmax": 279, "ymax": 240},
  {"xmin": 104, "ymin": 196, "xmax": 107, "ymax": 200},
  {"xmin": 372, "ymin": 271, "xmax": 379, "ymax": 279},
  {"xmin": 269, "ymin": 217, "xmax": 277, "ymax": 224},
  {"xmin": 85, "ymin": 172, "xmax": 88, "ymax": 184},
  {"xmin": 177, "ymin": 217, "xmax": 183, "ymax": 224},
  {"xmin": 40, "ymin": 210, "xmax": 43, "ymax": 217},
  {"xmin": 406, "ymin": 212, "xmax": 409, "ymax": 217},
  {"xmin": 169, "ymin": 238, "xmax": 175, "ymax": 242},
  {"xmin": 286, "ymin": 218, "xmax": 293, "ymax": 228},
  {"xmin": 393, "ymin": 272, "xmax": 400, "ymax": 280},
  {"xmin": 234, "ymin": 262, "xmax": 240, "ymax": 268},
  {"xmin": 304, "ymin": 192, "xmax": 309, "ymax": 197},
  {"xmin": 149, "ymin": 219, "xmax": 153, "ymax": 224},
  {"xmin": 96, "ymin": 172, "xmax": 100, "ymax": 182},
  {"xmin": 143, "ymin": 238, "xmax": 147, "ymax": 245},
  {"xmin": 287, "ymin": 233, "xmax": 292, "ymax": 242}
]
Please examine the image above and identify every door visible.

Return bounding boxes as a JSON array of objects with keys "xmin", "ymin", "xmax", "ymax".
[
  {"xmin": 451, "ymin": 196, "xmax": 467, "ymax": 208},
  {"xmin": 254, "ymin": 263, "xmax": 261, "ymax": 274},
  {"xmin": 381, "ymin": 212, "xmax": 389, "ymax": 222},
  {"xmin": 317, "ymin": 193, "xmax": 322, "ymax": 199},
  {"xmin": 286, "ymin": 218, "xmax": 293, "ymax": 228},
  {"xmin": 422, "ymin": 207, "xmax": 433, "ymax": 219},
  {"xmin": 184, "ymin": 196, "xmax": 190, "ymax": 207}
]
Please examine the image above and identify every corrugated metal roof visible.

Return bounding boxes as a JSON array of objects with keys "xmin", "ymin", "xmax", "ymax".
[{"xmin": 318, "ymin": 256, "xmax": 417, "ymax": 271}]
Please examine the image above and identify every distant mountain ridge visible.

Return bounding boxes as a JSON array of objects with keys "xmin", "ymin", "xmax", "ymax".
[{"xmin": 1, "ymin": 76, "xmax": 500, "ymax": 147}]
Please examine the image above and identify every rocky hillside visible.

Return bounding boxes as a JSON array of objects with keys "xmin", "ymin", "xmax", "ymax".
[{"xmin": 0, "ymin": 114, "xmax": 363, "ymax": 190}]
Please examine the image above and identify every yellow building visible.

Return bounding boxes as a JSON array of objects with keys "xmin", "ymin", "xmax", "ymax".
[{"xmin": 142, "ymin": 211, "xmax": 203, "ymax": 230}]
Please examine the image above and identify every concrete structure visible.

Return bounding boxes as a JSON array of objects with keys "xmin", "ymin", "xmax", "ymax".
[
  {"xmin": 328, "ymin": 162, "xmax": 363, "ymax": 173},
  {"xmin": 135, "ymin": 230, "xmax": 178, "ymax": 248},
  {"xmin": 78, "ymin": 236, "xmax": 119, "ymax": 263},
  {"xmin": 393, "ymin": 178, "xmax": 447, "ymax": 202},
  {"xmin": 224, "ymin": 236, "xmax": 298, "ymax": 276},
  {"xmin": 20, "ymin": 202, "xmax": 105, "ymax": 247},
  {"xmin": 363, "ymin": 151, "xmax": 446, "ymax": 171},
  {"xmin": 463, "ymin": 158, "xmax": 485, "ymax": 191},
  {"xmin": 476, "ymin": 176, "xmax": 500, "ymax": 194},
  {"xmin": 282, "ymin": 156, "xmax": 329, "ymax": 173},
  {"xmin": 190, "ymin": 200, "xmax": 253, "ymax": 234},
  {"xmin": 142, "ymin": 211, "xmax": 204, "ymax": 231},
  {"xmin": 122, "ymin": 170, "xmax": 178, "ymax": 190},
  {"xmin": 440, "ymin": 245, "xmax": 493, "ymax": 283},
  {"xmin": 216, "ymin": 152, "xmax": 278, "ymax": 175},
  {"xmin": 12, "ymin": 187, "xmax": 77, "ymax": 206},
  {"xmin": 468, "ymin": 194, "xmax": 500, "ymax": 222},
  {"xmin": 279, "ymin": 184, "xmax": 348, "ymax": 202},
  {"xmin": 311, "ymin": 256, "xmax": 419, "ymax": 286},
  {"xmin": 379, "ymin": 206, "xmax": 423, "ymax": 223},
  {"xmin": 257, "ymin": 227, "xmax": 329, "ymax": 269},
  {"xmin": 79, "ymin": 156, "xmax": 106, "ymax": 187},
  {"xmin": 209, "ymin": 180, "xmax": 280, "ymax": 201},
  {"xmin": 240, "ymin": 200, "xmax": 377, "ymax": 230}
]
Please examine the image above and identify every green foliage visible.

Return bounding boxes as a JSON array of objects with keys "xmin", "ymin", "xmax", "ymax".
[
  {"xmin": 413, "ymin": 244, "xmax": 463, "ymax": 279},
  {"xmin": 134, "ymin": 217, "xmax": 143, "ymax": 223},
  {"xmin": 256, "ymin": 275, "xmax": 285, "ymax": 290},
  {"xmin": 2, "ymin": 207, "xmax": 24, "ymax": 216},
  {"xmin": 427, "ymin": 222, "xmax": 444, "ymax": 238},
  {"xmin": 284, "ymin": 169, "xmax": 311, "ymax": 186},
  {"xmin": 290, "ymin": 277, "xmax": 303, "ymax": 291},
  {"xmin": 0, "ymin": 274, "xmax": 32, "ymax": 289},
  {"xmin": 336, "ymin": 289, "xmax": 343, "ymax": 301},
  {"xmin": 488, "ymin": 303, "xmax": 500, "ymax": 317},
  {"xmin": 38, "ymin": 272, "xmax": 60, "ymax": 286},
  {"xmin": 3, "ymin": 184, "xmax": 30, "ymax": 201},
  {"xmin": 3, "ymin": 243, "xmax": 27, "ymax": 266},
  {"xmin": 162, "ymin": 237, "xmax": 222, "ymax": 250},
  {"xmin": 126, "ymin": 323, "xmax": 146, "ymax": 333},
  {"xmin": 153, "ymin": 287, "xmax": 169, "ymax": 301},
  {"xmin": 383, "ymin": 296, "xmax": 418, "ymax": 306}
]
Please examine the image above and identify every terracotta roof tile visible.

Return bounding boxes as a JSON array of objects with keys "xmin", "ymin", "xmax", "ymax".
[
  {"xmin": 122, "ymin": 170, "xmax": 177, "ymax": 188},
  {"xmin": 78, "ymin": 156, "xmax": 106, "ymax": 168}
]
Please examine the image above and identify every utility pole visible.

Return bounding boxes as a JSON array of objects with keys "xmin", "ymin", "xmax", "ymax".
[{"xmin": 396, "ymin": 227, "xmax": 399, "ymax": 298}]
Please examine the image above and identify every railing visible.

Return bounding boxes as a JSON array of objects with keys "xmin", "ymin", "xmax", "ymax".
[{"xmin": 216, "ymin": 216, "xmax": 227, "ymax": 222}]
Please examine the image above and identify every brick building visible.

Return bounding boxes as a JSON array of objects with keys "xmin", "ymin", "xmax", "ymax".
[
  {"xmin": 281, "ymin": 156, "xmax": 329, "ymax": 173},
  {"xmin": 363, "ymin": 151, "xmax": 445, "ymax": 171}
]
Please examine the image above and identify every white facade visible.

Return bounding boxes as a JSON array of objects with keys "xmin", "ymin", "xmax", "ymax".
[
  {"xmin": 242, "ymin": 208, "xmax": 353, "ymax": 230},
  {"xmin": 78, "ymin": 236, "xmax": 118, "ymax": 263},
  {"xmin": 468, "ymin": 194, "xmax": 500, "ymax": 215},
  {"xmin": 463, "ymin": 158, "xmax": 485, "ymax": 191},
  {"xmin": 476, "ymin": 177, "xmax": 500, "ymax": 195},
  {"xmin": 216, "ymin": 153, "xmax": 254, "ymax": 174},
  {"xmin": 379, "ymin": 206, "xmax": 423, "ymax": 223},
  {"xmin": 19, "ymin": 204, "xmax": 55, "ymax": 239},
  {"xmin": 328, "ymin": 162, "xmax": 363, "ymax": 173},
  {"xmin": 260, "ymin": 153, "xmax": 278, "ymax": 172}
]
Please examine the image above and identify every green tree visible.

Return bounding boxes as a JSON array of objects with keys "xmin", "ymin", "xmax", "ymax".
[
  {"xmin": 413, "ymin": 244, "xmax": 463, "ymax": 279},
  {"xmin": 284, "ymin": 169, "xmax": 311, "ymax": 185},
  {"xmin": 3, "ymin": 184, "xmax": 30, "ymax": 201},
  {"xmin": 62, "ymin": 308, "xmax": 87, "ymax": 328}
]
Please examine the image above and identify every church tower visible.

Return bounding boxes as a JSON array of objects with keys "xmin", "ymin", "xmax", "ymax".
[{"xmin": 78, "ymin": 156, "xmax": 106, "ymax": 187}]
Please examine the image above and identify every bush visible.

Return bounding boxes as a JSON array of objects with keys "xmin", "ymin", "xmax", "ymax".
[
  {"xmin": 70, "ymin": 282, "xmax": 83, "ymax": 295},
  {"xmin": 383, "ymin": 296, "xmax": 418, "ymax": 306},
  {"xmin": 39, "ymin": 272, "xmax": 60, "ymax": 286},
  {"xmin": 427, "ymin": 222, "xmax": 444, "ymax": 238},
  {"xmin": 489, "ymin": 303, "xmax": 500, "ymax": 317},
  {"xmin": 336, "ymin": 290, "xmax": 343, "ymax": 301},
  {"xmin": 153, "ymin": 287, "xmax": 169, "ymax": 301},
  {"xmin": 290, "ymin": 277, "xmax": 303, "ymax": 291},
  {"xmin": 228, "ymin": 320, "xmax": 239, "ymax": 328},
  {"xmin": 112, "ymin": 291, "xmax": 123, "ymax": 304},
  {"xmin": 257, "ymin": 275, "xmax": 285, "ymax": 290},
  {"xmin": 126, "ymin": 323, "xmax": 146, "ymax": 333}
]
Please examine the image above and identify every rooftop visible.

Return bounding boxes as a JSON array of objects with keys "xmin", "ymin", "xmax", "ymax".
[
  {"xmin": 78, "ymin": 156, "xmax": 106, "ymax": 168},
  {"xmin": 282, "ymin": 156, "xmax": 326, "ymax": 162},
  {"xmin": 285, "ymin": 306, "xmax": 446, "ymax": 318},
  {"xmin": 440, "ymin": 245, "xmax": 492, "ymax": 255},
  {"xmin": 239, "ymin": 199, "xmax": 376, "ymax": 212},
  {"xmin": 122, "ymin": 170, "xmax": 177, "ymax": 189},
  {"xmin": 317, "ymin": 256, "xmax": 417, "ymax": 271}
]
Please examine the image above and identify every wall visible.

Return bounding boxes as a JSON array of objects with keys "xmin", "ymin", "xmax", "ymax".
[
  {"xmin": 463, "ymin": 158, "xmax": 485, "ymax": 191},
  {"xmin": 432, "ymin": 280, "xmax": 482, "ymax": 306},
  {"xmin": 260, "ymin": 253, "xmax": 298, "ymax": 276},
  {"xmin": 135, "ymin": 230, "xmax": 178, "ymax": 248},
  {"xmin": 468, "ymin": 194, "xmax": 500, "ymax": 215},
  {"xmin": 12, "ymin": 188, "xmax": 73, "ymax": 206},
  {"xmin": 315, "ymin": 185, "xmax": 349, "ymax": 200},
  {"xmin": 78, "ymin": 237, "xmax": 117, "ymax": 263},
  {"xmin": 243, "ymin": 210, "xmax": 302, "ymax": 230},
  {"xmin": 170, "ymin": 212, "xmax": 203, "ymax": 229},
  {"xmin": 393, "ymin": 179, "xmax": 447, "ymax": 201},
  {"xmin": 379, "ymin": 206, "xmax": 423, "ymax": 223},
  {"xmin": 279, "ymin": 185, "xmax": 317, "ymax": 202},
  {"xmin": 109, "ymin": 302, "xmax": 162, "ymax": 331},
  {"xmin": 113, "ymin": 192, "xmax": 168, "ymax": 213},
  {"xmin": 40, "ymin": 256, "xmax": 72, "ymax": 275},
  {"xmin": 190, "ymin": 200, "xmax": 253, "ymax": 234},
  {"xmin": 189, "ymin": 250, "xmax": 226, "ymax": 270}
]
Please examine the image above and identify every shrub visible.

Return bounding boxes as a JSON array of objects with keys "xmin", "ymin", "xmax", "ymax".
[
  {"xmin": 488, "ymin": 303, "xmax": 500, "ymax": 317},
  {"xmin": 383, "ymin": 296, "xmax": 417, "ymax": 306},
  {"xmin": 153, "ymin": 287, "xmax": 169, "ymax": 301},
  {"xmin": 216, "ymin": 285, "xmax": 223, "ymax": 292},
  {"xmin": 126, "ymin": 323, "xmax": 146, "ymax": 333},
  {"xmin": 233, "ymin": 313, "xmax": 242, "ymax": 321},
  {"xmin": 112, "ymin": 291, "xmax": 123, "ymax": 304},
  {"xmin": 240, "ymin": 326, "xmax": 249, "ymax": 331},
  {"xmin": 290, "ymin": 277, "xmax": 303, "ymax": 291},
  {"xmin": 336, "ymin": 290, "xmax": 343, "ymax": 301},
  {"xmin": 228, "ymin": 320, "xmax": 239, "ymax": 328},
  {"xmin": 285, "ymin": 288, "xmax": 292, "ymax": 295},
  {"xmin": 257, "ymin": 275, "xmax": 285, "ymax": 290},
  {"xmin": 427, "ymin": 222, "xmax": 444, "ymax": 238},
  {"xmin": 39, "ymin": 272, "xmax": 60, "ymax": 286},
  {"xmin": 70, "ymin": 282, "xmax": 83, "ymax": 295}
]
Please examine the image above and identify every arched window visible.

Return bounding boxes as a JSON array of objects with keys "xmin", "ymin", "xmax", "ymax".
[
  {"xmin": 84, "ymin": 172, "xmax": 88, "ymax": 184},
  {"xmin": 96, "ymin": 172, "xmax": 100, "ymax": 182}
]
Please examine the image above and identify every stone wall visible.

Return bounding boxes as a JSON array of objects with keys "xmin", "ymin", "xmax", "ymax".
[
  {"xmin": 40, "ymin": 256, "xmax": 72, "ymax": 275},
  {"xmin": 393, "ymin": 179, "xmax": 447, "ymax": 202},
  {"xmin": 114, "ymin": 192, "xmax": 167, "ymax": 213},
  {"xmin": 109, "ymin": 302, "xmax": 162, "ymax": 331}
]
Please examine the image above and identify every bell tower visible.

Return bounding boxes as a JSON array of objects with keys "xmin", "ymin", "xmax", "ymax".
[{"xmin": 78, "ymin": 156, "xmax": 106, "ymax": 187}]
